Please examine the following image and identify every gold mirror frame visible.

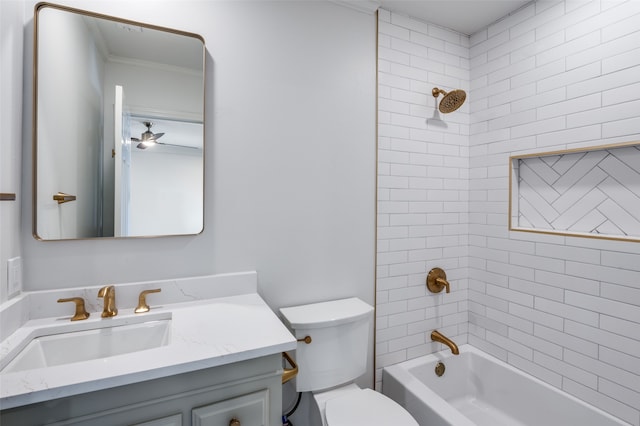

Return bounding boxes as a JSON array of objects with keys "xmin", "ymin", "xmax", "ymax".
[{"xmin": 33, "ymin": 2, "xmax": 206, "ymax": 241}]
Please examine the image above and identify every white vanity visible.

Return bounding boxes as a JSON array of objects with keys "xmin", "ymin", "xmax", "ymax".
[{"xmin": 0, "ymin": 272, "xmax": 296, "ymax": 425}]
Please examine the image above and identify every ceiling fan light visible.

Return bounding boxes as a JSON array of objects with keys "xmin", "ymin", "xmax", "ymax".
[{"xmin": 136, "ymin": 140, "xmax": 155, "ymax": 149}]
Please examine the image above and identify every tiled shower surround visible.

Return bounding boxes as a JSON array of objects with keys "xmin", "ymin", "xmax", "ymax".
[{"xmin": 376, "ymin": 2, "xmax": 640, "ymax": 424}]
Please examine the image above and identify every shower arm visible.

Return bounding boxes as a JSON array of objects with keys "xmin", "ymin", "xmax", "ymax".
[{"xmin": 432, "ymin": 87, "xmax": 448, "ymax": 98}]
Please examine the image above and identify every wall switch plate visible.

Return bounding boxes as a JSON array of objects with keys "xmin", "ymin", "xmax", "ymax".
[{"xmin": 7, "ymin": 257, "xmax": 22, "ymax": 297}]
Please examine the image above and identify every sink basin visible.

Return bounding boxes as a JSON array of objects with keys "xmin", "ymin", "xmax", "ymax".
[{"xmin": 2, "ymin": 320, "xmax": 171, "ymax": 373}]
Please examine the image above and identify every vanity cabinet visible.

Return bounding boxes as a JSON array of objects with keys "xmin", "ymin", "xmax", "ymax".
[{"xmin": 0, "ymin": 354, "xmax": 282, "ymax": 426}]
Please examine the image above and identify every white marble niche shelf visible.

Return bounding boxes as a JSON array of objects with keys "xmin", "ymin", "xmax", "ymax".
[{"xmin": 509, "ymin": 141, "xmax": 640, "ymax": 242}]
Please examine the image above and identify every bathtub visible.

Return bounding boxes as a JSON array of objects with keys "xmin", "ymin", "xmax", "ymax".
[{"xmin": 383, "ymin": 345, "xmax": 629, "ymax": 426}]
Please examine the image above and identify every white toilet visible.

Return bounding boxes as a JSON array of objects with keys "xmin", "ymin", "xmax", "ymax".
[{"xmin": 280, "ymin": 298, "xmax": 418, "ymax": 426}]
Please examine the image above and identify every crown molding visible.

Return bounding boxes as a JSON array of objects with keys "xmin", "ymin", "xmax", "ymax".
[{"xmin": 328, "ymin": 0, "xmax": 380, "ymax": 15}]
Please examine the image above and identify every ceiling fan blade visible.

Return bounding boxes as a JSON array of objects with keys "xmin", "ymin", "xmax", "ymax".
[
  {"xmin": 136, "ymin": 142, "xmax": 149, "ymax": 149},
  {"xmin": 152, "ymin": 132, "xmax": 165, "ymax": 140},
  {"xmin": 131, "ymin": 137, "xmax": 140, "ymax": 142},
  {"xmin": 156, "ymin": 141, "xmax": 201, "ymax": 150}
]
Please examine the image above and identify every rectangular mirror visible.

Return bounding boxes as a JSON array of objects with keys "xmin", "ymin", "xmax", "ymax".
[{"xmin": 33, "ymin": 2, "xmax": 205, "ymax": 240}]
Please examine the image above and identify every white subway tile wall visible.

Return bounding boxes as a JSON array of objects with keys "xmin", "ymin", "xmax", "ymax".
[
  {"xmin": 376, "ymin": 7, "xmax": 471, "ymax": 389},
  {"xmin": 377, "ymin": 2, "xmax": 640, "ymax": 424}
]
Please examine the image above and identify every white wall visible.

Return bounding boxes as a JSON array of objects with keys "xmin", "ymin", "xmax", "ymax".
[
  {"xmin": 4, "ymin": 1, "xmax": 376, "ymax": 423},
  {"xmin": 129, "ymin": 149, "xmax": 203, "ymax": 236},
  {"xmin": 17, "ymin": 0, "xmax": 376, "ymax": 302},
  {"xmin": 0, "ymin": 0, "xmax": 25, "ymax": 304},
  {"xmin": 377, "ymin": 2, "xmax": 640, "ymax": 424}
]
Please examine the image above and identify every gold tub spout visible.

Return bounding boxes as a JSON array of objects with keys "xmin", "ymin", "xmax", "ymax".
[{"xmin": 431, "ymin": 330, "xmax": 459, "ymax": 355}]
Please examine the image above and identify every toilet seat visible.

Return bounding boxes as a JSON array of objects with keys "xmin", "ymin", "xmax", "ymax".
[{"xmin": 325, "ymin": 388, "xmax": 418, "ymax": 426}]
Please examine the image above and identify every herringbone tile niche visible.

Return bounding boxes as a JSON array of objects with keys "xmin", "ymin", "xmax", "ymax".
[{"xmin": 510, "ymin": 143, "xmax": 640, "ymax": 241}]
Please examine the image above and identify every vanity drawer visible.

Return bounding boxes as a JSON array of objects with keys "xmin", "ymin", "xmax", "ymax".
[
  {"xmin": 131, "ymin": 413, "xmax": 183, "ymax": 426},
  {"xmin": 192, "ymin": 389, "xmax": 269, "ymax": 426}
]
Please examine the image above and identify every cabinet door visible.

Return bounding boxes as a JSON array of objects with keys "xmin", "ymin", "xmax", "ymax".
[
  {"xmin": 192, "ymin": 389, "xmax": 269, "ymax": 426},
  {"xmin": 130, "ymin": 413, "xmax": 183, "ymax": 426}
]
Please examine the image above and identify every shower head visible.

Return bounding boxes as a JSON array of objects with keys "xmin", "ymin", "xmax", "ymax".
[{"xmin": 432, "ymin": 87, "xmax": 466, "ymax": 113}]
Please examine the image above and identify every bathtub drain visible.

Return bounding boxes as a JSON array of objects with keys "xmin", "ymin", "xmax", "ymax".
[{"xmin": 435, "ymin": 362, "xmax": 445, "ymax": 377}]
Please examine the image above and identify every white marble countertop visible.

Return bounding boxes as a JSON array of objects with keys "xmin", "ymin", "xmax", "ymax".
[{"xmin": 0, "ymin": 272, "xmax": 296, "ymax": 410}]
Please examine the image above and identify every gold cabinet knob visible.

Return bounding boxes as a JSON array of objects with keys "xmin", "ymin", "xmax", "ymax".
[{"xmin": 229, "ymin": 418, "xmax": 241, "ymax": 426}]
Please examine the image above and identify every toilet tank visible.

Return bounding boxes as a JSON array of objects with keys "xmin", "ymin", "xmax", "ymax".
[{"xmin": 280, "ymin": 298, "xmax": 373, "ymax": 392}]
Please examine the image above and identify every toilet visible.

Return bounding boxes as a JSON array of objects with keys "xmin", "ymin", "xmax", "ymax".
[{"xmin": 280, "ymin": 298, "xmax": 418, "ymax": 426}]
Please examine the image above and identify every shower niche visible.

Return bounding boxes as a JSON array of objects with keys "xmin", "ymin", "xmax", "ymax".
[{"xmin": 509, "ymin": 141, "xmax": 640, "ymax": 242}]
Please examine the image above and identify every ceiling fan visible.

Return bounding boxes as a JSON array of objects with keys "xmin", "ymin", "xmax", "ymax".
[
  {"xmin": 131, "ymin": 119, "xmax": 202, "ymax": 151},
  {"xmin": 131, "ymin": 121, "xmax": 164, "ymax": 149}
]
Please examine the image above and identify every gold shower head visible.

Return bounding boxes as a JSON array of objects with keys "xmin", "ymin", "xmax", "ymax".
[{"xmin": 432, "ymin": 87, "xmax": 466, "ymax": 113}]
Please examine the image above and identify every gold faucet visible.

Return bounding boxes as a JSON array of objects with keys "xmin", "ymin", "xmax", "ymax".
[
  {"xmin": 98, "ymin": 285, "xmax": 118, "ymax": 317},
  {"xmin": 431, "ymin": 330, "xmax": 459, "ymax": 355}
]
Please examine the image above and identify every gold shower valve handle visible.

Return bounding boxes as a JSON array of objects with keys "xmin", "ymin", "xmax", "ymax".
[
  {"xmin": 135, "ymin": 288, "xmax": 161, "ymax": 313},
  {"xmin": 427, "ymin": 267, "xmax": 450, "ymax": 294},
  {"xmin": 57, "ymin": 297, "xmax": 90, "ymax": 321},
  {"xmin": 437, "ymin": 277, "xmax": 450, "ymax": 293},
  {"xmin": 229, "ymin": 418, "xmax": 241, "ymax": 426}
]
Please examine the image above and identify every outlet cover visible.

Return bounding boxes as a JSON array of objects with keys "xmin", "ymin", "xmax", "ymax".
[{"xmin": 7, "ymin": 257, "xmax": 22, "ymax": 297}]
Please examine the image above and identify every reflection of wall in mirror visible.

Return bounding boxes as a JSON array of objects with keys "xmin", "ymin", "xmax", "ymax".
[
  {"xmin": 102, "ymin": 56, "xmax": 203, "ymax": 236},
  {"xmin": 130, "ymin": 145, "xmax": 203, "ymax": 236},
  {"xmin": 37, "ymin": 7, "xmax": 104, "ymax": 239}
]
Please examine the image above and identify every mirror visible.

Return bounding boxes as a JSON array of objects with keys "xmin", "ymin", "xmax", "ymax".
[{"xmin": 33, "ymin": 3, "xmax": 205, "ymax": 240}]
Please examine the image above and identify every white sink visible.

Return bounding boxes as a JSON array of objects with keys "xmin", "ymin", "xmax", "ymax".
[{"xmin": 2, "ymin": 320, "xmax": 171, "ymax": 373}]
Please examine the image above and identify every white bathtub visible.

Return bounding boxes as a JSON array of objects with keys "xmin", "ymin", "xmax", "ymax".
[{"xmin": 383, "ymin": 345, "xmax": 630, "ymax": 426}]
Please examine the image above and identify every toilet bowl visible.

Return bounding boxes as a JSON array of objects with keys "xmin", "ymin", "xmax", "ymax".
[
  {"xmin": 280, "ymin": 298, "xmax": 418, "ymax": 426},
  {"xmin": 315, "ymin": 383, "xmax": 418, "ymax": 425}
]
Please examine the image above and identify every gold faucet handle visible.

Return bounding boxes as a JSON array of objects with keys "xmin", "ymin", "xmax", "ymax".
[
  {"xmin": 135, "ymin": 288, "xmax": 162, "ymax": 313},
  {"xmin": 57, "ymin": 297, "xmax": 90, "ymax": 321},
  {"xmin": 436, "ymin": 277, "xmax": 450, "ymax": 293}
]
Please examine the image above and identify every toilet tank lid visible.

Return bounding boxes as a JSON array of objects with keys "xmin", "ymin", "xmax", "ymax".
[{"xmin": 280, "ymin": 297, "xmax": 373, "ymax": 330}]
